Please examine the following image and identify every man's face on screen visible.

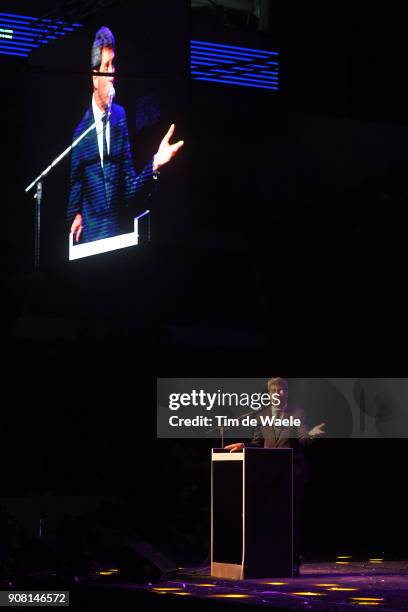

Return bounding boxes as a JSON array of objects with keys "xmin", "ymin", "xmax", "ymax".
[{"xmin": 93, "ymin": 46, "xmax": 115, "ymax": 111}]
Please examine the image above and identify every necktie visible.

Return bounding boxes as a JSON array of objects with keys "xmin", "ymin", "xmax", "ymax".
[
  {"xmin": 102, "ymin": 113, "xmax": 108, "ymax": 166},
  {"xmin": 273, "ymin": 408, "xmax": 283, "ymax": 443},
  {"xmin": 102, "ymin": 113, "xmax": 110, "ymax": 208}
]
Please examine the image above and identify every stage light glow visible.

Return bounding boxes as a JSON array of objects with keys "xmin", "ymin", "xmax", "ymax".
[
  {"xmin": 208, "ymin": 594, "xmax": 252, "ymax": 599},
  {"xmin": 291, "ymin": 591, "xmax": 326, "ymax": 596},
  {"xmin": 314, "ymin": 583, "xmax": 339, "ymax": 587},
  {"xmin": 262, "ymin": 582, "xmax": 287, "ymax": 585},
  {"xmin": 328, "ymin": 587, "xmax": 358, "ymax": 591},
  {"xmin": 152, "ymin": 587, "xmax": 184, "ymax": 592},
  {"xmin": 0, "ymin": 28, "xmax": 13, "ymax": 39},
  {"xmin": 335, "ymin": 561, "xmax": 351, "ymax": 564},
  {"xmin": 337, "ymin": 555, "xmax": 352, "ymax": 559},
  {"xmin": 352, "ymin": 598, "xmax": 384, "ymax": 602},
  {"xmin": 193, "ymin": 584, "xmax": 217, "ymax": 587}
]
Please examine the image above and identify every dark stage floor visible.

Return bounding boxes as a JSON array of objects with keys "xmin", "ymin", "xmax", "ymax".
[{"xmin": 74, "ymin": 560, "xmax": 408, "ymax": 610}]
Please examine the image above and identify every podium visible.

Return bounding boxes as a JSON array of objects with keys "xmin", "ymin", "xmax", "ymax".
[
  {"xmin": 68, "ymin": 210, "xmax": 150, "ymax": 261},
  {"xmin": 211, "ymin": 448, "xmax": 293, "ymax": 579}
]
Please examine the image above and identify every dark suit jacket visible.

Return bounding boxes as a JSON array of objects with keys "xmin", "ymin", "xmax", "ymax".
[
  {"xmin": 248, "ymin": 405, "xmax": 310, "ymax": 482},
  {"xmin": 67, "ymin": 103, "xmax": 154, "ymax": 243}
]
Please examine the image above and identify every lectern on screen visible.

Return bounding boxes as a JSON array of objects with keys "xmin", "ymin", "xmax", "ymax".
[{"xmin": 211, "ymin": 448, "xmax": 293, "ymax": 579}]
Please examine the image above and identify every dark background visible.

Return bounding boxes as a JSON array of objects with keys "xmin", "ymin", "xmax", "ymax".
[{"xmin": 1, "ymin": 0, "xmax": 408, "ymax": 573}]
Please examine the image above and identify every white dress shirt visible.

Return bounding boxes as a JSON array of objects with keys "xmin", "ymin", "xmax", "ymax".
[
  {"xmin": 92, "ymin": 95, "xmax": 110, "ymax": 167},
  {"xmin": 272, "ymin": 403, "xmax": 286, "ymax": 418}
]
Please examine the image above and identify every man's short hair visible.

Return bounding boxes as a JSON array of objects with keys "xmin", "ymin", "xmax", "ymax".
[
  {"xmin": 91, "ymin": 26, "xmax": 115, "ymax": 71},
  {"xmin": 267, "ymin": 377, "xmax": 288, "ymax": 391}
]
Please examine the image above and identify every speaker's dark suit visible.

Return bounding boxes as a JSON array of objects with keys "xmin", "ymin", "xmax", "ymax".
[
  {"xmin": 248, "ymin": 405, "xmax": 310, "ymax": 563},
  {"xmin": 68, "ymin": 102, "xmax": 154, "ymax": 243},
  {"xmin": 248, "ymin": 406, "xmax": 309, "ymax": 483}
]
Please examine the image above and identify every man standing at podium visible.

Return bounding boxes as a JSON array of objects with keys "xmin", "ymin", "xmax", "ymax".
[
  {"xmin": 68, "ymin": 26, "xmax": 184, "ymax": 244},
  {"xmin": 225, "ymin": 377, "xmax": 325, "ymax": 576}
]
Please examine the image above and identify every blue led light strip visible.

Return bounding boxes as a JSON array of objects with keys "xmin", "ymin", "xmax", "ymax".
[
  {"xmin": 193, "ymin": 75, "xmax": 278, "ymax": 91},
  {"xmin": 192, "ymin": 69, "xmax": 277, "ymax": 86},
  {"xmin": 191, "ymin": 39, "xmax": 279, "ymax": 56},
  {"xmin": 0, "ymin": 49, "xmax": 27, "ymax": 57},
  {"xmin": 2, "ymin": 40, "xmax": 39, "ymax": 49},
  {"xmin": 191, "ymin": 60, "xmax": 278, "ymax": 76},
  {"xmin": 1, "ymin": 12, "xmax": 37, "ymax": 20},
  {"xmin": 191, "ymin": 48, "xmax": 274, "ymax": 61},
  {"xmin": 191, "ymin": 56, "xmax": 278, "ymax": 74},
  {"xmin": 0, "ymin": 12, "xmax": 81, "ymax": 58},
  {"xmin": 210, "ymin": 71, "xmax": 278, "ymax": 83},
  {"xmin": 190, "ymin": 40, "xmax": 279, "ymax": 91}
]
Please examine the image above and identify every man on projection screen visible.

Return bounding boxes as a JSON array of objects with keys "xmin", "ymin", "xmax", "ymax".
[{"xmin": 67, "ymin": 26, "xmax": 183, "ymax": 244}]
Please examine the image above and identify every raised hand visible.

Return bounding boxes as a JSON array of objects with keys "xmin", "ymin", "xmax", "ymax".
[
  {"xmin": 308, "ymin": 422, "xmax": 326, "ymax": 437},
  {"xmin": 153, "ymin": 124, "xmax": 184, "ymax": 171}
]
